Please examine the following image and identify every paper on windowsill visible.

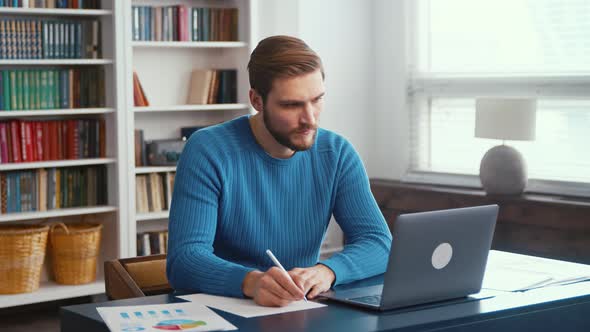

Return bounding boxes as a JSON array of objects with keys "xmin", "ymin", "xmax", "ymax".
[{"xmin": 178, "ymin": 293, "xmax": 327, "ymax": 318}]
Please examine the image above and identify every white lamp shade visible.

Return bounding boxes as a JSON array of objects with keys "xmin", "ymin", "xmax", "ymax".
[{"xmin": 475, "ymin": 98, "xmax": 537, "ymax": 141}]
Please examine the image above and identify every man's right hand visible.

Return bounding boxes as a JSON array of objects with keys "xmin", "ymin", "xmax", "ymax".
[{"xmin": 242, "ymin": 268, "xmax": 306, "ymax": 307}]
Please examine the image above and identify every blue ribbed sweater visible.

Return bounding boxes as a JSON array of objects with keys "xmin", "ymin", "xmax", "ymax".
[{"xmin": 166, "ymin": 115, "xmax": 392, "ymax": 298}]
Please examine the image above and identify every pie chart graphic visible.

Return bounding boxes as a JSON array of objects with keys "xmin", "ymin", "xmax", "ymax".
[{"xmin": 153, "ymin": 319, "xmax": 207, "ymax": 330}]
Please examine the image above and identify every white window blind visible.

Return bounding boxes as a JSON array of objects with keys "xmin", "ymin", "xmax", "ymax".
[{"xmin": 408, "ymin": 0, "xmax": 590, "ymax": 190}]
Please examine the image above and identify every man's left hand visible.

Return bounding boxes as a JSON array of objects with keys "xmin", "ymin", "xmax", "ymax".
[{"xmin": 288, "ymin": 264, "xmax": 336, "ymax": 299}]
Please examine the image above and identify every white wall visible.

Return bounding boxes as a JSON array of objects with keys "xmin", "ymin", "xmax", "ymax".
[
  {"xmin": 371, "ymin": 0, "xmax": 409, "ymax": 179},
  {"xmin": 256, "ymin": 0, "xmax": 300, "ymax": 39},
  {"xmin": 256, "ymin": 0, "xmax": 408, "ymax": 180},
  {"xmin": 256, "ymin": 0, "xmax": 377, "ymax": 168},
  {"xmin": 298, "ymin": 0, "xmax": 376, "ymax": 166}
]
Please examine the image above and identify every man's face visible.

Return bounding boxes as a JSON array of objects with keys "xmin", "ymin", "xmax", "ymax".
[{"xmin": 262, "ymin": 70, "xmax": 325, "ymax": 152}]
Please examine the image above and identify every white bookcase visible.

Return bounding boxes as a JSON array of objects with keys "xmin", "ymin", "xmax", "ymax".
[
  {"xmin": 0, "ymin": 0, "xmax": 341, "ymax": 308},
  {"xmin": 123, "ymin": 0, "xmax": 257, "ymax": 256},
  {"xmin": 0, "ymin": 1, "xmax": 129, "ymax": 308}
]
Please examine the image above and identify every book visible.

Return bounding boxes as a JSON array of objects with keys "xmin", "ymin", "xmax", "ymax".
[
  {"xmin": 186, "ymin": 69, "xmax": 213, "ymax": 104},
  {"xmin": 148, "ymin": 172, "xmax": 163, "ymax": 212},
  {"xmin": 132, "ymin": 71, "xmax": 149, "ymax": 107},
  {"xmin": 142, "ymin": 233, "xmax": 151, "ymax": 256},
  {"xmin": 206, "ymin": 70, "xmax": 217, "ymax": 104},
  {"xmin": 0, "ymin": 123, "xmax": 8, "ymax": 162},
  {"xmin": 0, "ymin": 173, "xmax": 6, "ymax": 213},
  {"xmin": 134, "ymin": 129, "xmax": 145, "ymax": 166},
  {"xmin": 166, "ymin": 172, "xmax": 175, "ymax": 209},
  {"xmin": 135, "ymin": 175, "xmax": 149, "ymax": 213}
]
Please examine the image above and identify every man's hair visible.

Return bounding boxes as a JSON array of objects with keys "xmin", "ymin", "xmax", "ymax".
[{"xmin": 247, "ymin": 35, "xmax": 324, "ymax": 103}]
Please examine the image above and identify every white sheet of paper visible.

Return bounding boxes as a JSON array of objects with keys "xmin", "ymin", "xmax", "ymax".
[
  {"xmin": 482, "ymin": 266, "xmax": 553, "ymax": 291},
  {"xmin": 96, "ymin": 302, "xmax": 237, "ymax": 332},
  {"xmin": 484, "ymin": 250, "xmax": 590, "ymax": 291},
  {"xmin": 178, "ymin": 293, "xmax": 327, "ymax": 318}
]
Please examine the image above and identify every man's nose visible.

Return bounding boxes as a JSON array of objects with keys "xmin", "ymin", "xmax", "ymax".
[{"xmin": 300, "ymin": 103, "xmax": 316, "ymax": 126}]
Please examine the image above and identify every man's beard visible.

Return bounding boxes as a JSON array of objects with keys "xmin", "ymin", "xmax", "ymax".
[{"xmin": 263, "ymin": 107, "xmax": 317, "ymax": 152}]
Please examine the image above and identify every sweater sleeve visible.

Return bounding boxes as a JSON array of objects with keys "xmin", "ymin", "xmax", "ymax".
[
  {"xmin": 320, "ymin": 141, "xmax": 392, "ymax": 285},
  {"xmin": 166, "ymin": 135, "xmax": 255, "ymax": 297}
]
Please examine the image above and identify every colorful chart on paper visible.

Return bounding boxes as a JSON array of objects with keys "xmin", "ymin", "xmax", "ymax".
[
  {"xmin": 153, "ymin": 319, "xmax": 207, "ymax": 330},
  {"xmin": 96, "ymin": 301, "xmax": 236, "ymax": 331}
]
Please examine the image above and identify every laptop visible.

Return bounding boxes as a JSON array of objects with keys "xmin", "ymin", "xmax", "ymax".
[{"xmin": 320, "ymin": 204, "xmax": 499, "ymax": 311}]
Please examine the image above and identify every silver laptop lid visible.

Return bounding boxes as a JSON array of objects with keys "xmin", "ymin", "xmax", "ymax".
[{"xmin": 380, "ymin": 204, "xmax": 498, "ymax": 309}]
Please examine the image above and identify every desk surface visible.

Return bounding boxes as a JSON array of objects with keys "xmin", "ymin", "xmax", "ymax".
[{"xmin": 61, "ymin": 275, "xmax": 590, "ymax": 332}]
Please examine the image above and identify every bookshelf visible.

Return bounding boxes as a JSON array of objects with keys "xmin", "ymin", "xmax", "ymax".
[
  {"xmin": 0, "ymin": 7, "xmax": 112, "ymax": 16},
  {"xmin": 135, "ymin": 166, "xmax": 176, "ymax": 174},
  {"xmin": 0, "ymin": 206, "xmax": 117, "ymax": 223},
  {"xmin": 132, "ymin": 41, "xmax": 248, "ymax": 48},
  {"xmin": 123, "ymin": 0, "xmax": 256, "ymax": 257},
  {"xmin": 0, "ymin": 157, "xmax": 115, "ymax": 171},
  {"xmin": 0, "ymin": 280, "xmax": 105, "ymax": 308},
  {"xmin": 0, "ymin": 107, "xmax": 115, "ymax": 117},
  {"xmin": 133, "ymin": 103, "xmax": 249, "ymax": 113},
  {"xmin": 136, "ymin": 210, "xmax": 169, "ymax": 222},
  {"xmin": 0, "ymin": 59, "xmax": 113, "ymax": 65},
  {"xmin": 0, "ymin": 1, "xmax": 128, "ymax": 308}
]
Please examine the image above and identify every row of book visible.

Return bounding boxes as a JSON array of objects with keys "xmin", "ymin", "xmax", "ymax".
[
  {"xmin": 0, "ymin": 68, "xmax": 105, "ymax": 110},
  {"xmin": 135, "ymin": 172, "xmax": 175, "ymax": 214},
  {"xmin": 187, "ymin": 69, "xmax": 237, "ymax": 104},
  {"xmin": 132, "ymin": 6, "xmax": 238, "ymax": 42},
  {"xmin": 0, "ymin": 165, "xmax": 107, "ymax": 213},
  {"xmin": 0, "ymin": 119, "xmax": 106, "ymax": 163},
  {"xmin": 0, "ymin": 19, "xmax": 101, "ymax": 59},
  {"xmin": 0, "ymin": 0, "xmax": 101, "ymax": 8},
  {"xmin": 137, "ymin": 230, "xmax": 168, "ymax": 256}
]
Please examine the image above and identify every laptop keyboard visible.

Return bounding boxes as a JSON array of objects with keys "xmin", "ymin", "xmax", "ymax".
[{"xmin": 350, "ymin": 294, "xmax": 382, "ymax": 306}]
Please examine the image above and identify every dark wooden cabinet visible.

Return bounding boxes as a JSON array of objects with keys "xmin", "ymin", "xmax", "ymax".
[{"xmin": 370, "ymin": 179, "xmax": 590, "ymax": 264}]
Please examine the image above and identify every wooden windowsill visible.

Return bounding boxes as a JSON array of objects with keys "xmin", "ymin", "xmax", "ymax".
[{"xmin": 369, "ymin": 179, "xmax": 590, "ymax": 264}]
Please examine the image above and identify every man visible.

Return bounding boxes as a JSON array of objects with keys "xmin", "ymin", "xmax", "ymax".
[{"xmin": 167, "ymin": 35, "xmax": 392, "ymax": 307}]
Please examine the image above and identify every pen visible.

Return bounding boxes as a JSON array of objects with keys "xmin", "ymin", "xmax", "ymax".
[{"xmin": 265, "ymin": 249, "xmax": 308, "ymax": 302}]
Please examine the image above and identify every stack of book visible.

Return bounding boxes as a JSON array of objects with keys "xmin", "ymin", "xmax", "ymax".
[
  {"xmin": 187, "ymin": 69, "xmax": 237, "ymax": 104},
  {"xmin": 136, "ymin": 230, "xmax": 168, "ymax": 256},
  {"xmin": 0, "ymin": 165, "xmax": 107, "ymax": 213},
  {"xmin": 131, "ymin": 5, "xmax": 238, "ymax": 42},
  {"xmin": 0, "ymin": 0, "xmax": 101, "ymax": 8},
  {"xmin": 0, "ymin": 18, "xmax": 101, "ymax": 59},
  {"xmin": 0, "ymin": 68, "xmax": 106, "ymax": 110},
  {"xmin": 0, "ymin": 119, "xmax": 105, "ymax": 163},
  {"xmin": 135, "ymin": 172, "xmax": 175, "ymax": 214}
]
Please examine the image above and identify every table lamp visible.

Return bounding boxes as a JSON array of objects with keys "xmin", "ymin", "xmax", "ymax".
[{"xmin": 475, "ymin": 98, "xmax": 537, "ymax": 195}]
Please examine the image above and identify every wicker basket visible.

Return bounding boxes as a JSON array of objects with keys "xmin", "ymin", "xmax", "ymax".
[
  {"xmin": 0, "ymin": 224, "xmax": 49, "ymax": 294},
  {"xmin": 49, "ymin": 222, "xmax": 103, "ymax": 285}
]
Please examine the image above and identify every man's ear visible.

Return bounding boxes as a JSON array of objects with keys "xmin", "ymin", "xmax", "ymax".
[{"xmin": 249, "ymin": 89, "xmax": 264, "ymax": 113}]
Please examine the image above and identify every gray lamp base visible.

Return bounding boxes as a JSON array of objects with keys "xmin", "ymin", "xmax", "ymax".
[{"xmin": 479, "ymin": 145, "xmax": 527, "ymax": 195}]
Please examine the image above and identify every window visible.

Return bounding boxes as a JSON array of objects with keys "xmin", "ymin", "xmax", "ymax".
[{"xmin": 408, "ymin": 0, "xmax": 590, "ymax": 194}]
